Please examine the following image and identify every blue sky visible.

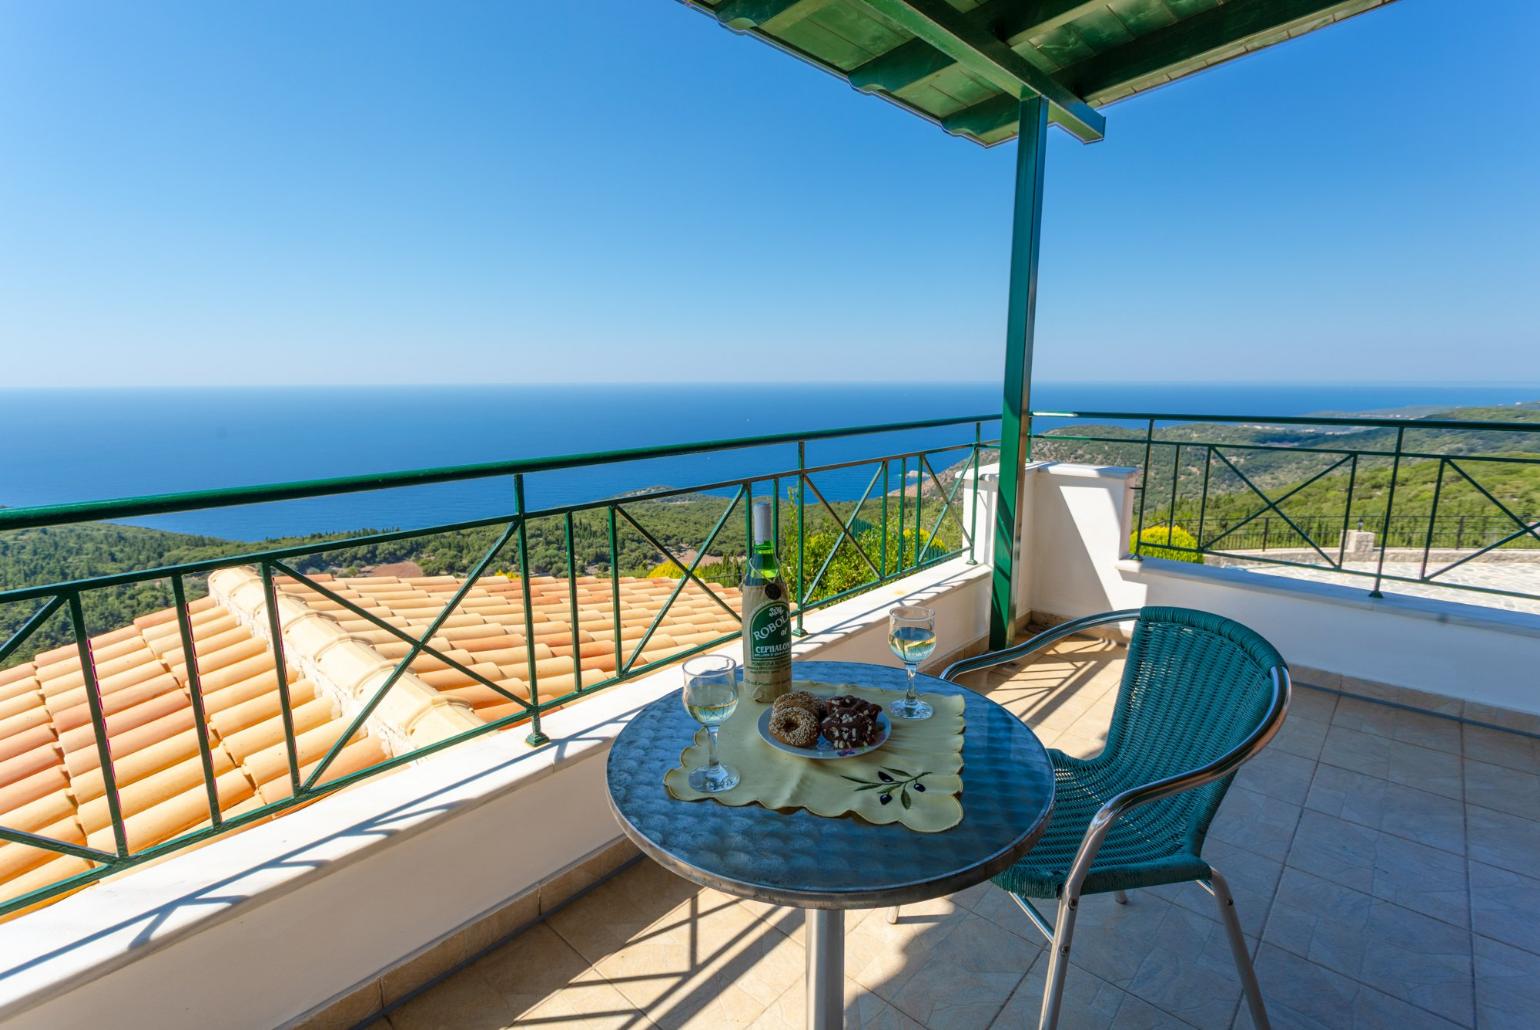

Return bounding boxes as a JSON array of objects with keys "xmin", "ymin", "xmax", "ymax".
[{"xmin": 0, "ymin": 0, "xmax": 1534, "ymax": 387}]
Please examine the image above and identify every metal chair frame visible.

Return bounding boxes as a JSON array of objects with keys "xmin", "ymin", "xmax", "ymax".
[{"xmin": 934, "ymin": 609, "xmax": 1291, "ymax": 1030}]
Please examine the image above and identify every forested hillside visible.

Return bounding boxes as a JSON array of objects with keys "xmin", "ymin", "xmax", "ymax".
[{"xmin": 1, "ymin": 487, "xmax": 966, "ymax": 665}]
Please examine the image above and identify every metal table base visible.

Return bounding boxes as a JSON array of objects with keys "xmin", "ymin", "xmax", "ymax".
[{"xmin": 805, "ymin": 908, "xmax": 844, "ymax": 1029}]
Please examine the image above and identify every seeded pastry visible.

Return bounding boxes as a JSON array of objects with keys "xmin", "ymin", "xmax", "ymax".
[
  {"xmin": 768, "ymin": 705, "xmax": 820, "ymax": 748},
  {"xmin": 773, "ymin": 690, "xmax": 827, "ymax": 721}
]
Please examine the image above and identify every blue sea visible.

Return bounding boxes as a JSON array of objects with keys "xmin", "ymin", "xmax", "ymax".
[{"xmin": 3, "ymin": 382, "xmax": 1537, "ymax": 542}]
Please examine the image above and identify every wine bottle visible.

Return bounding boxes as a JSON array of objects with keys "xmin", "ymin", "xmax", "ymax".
[{"xmin": 741, "ymin": 499, "xmax": 792, "ymax": 703}]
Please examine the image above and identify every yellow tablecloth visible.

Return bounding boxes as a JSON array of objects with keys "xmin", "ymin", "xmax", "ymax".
[{"xmin": 664, "ymin": 683, "xmax": 965, "ymax": 832}]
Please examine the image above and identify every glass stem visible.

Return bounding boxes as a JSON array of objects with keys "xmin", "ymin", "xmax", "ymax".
[
  {"xmin": 706, "ymin": 725, "xmax": 721, "ymax": 772},
  {"xmin": 905, "ymin": 663, "xmax": 918, "ymax": 703}
]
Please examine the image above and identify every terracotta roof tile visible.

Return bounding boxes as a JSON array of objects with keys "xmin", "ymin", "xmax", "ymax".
[{"xmin": 0, "ymin": 566, "xmax": 742, "ymax": 917}]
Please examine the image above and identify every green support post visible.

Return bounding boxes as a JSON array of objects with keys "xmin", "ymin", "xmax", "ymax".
[{"xmin": 989, "ymin": 95, "xmax": 1049, "ymax": 650}]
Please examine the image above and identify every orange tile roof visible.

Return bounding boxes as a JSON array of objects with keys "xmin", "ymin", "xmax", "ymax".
[
  {"xmin": 277, "ymin": 573, "xmax": 742, "ymax": 723},
  {"xmin": 0, "ymin": 570, "xmax": 742, "ymax": 916}
]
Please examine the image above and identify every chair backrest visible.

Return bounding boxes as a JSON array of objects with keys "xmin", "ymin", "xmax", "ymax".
[{"xmin": 1098, "ymin": 606, "xmax": 1289, "ymax": 848}]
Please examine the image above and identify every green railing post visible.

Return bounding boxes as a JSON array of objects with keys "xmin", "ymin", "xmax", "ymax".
[
  {"xmin": 1420, "ymin": 459, "xmax": 1449, "ymax": 581},
  {"xmin": 515, "ymin": 475, "xmax": 548, "ymax": 747},
  {"xmin": 880, "ymin": 460, "xmax": 890, "ymax": 579},
  {"xmin": 1195, "ymin": 445, "xmax": 1213, "ymax": 552},
  {"xmin": 608, "ymin": 506, "xmax": 623, "ymax": 672},
  {"xmin": 1336, "ymin": 454, "xmax": 1359, "ymax": 566},
  {"xmin": 563, "ymin": 512, "xmax": 583, "ymax": 694},
  {"xmin": 1133, "ymin": 418, "xmax": 1155, "ymax": 558},
  {"xmin": 990, "ymin": 95, "xmax": 1048, "ymax": 649},
  {"xmin": 259, "ymin": 563, "xmax": 303, "ymax": 796},
  {"xmin": 744, "ymin": 479, "xmax": 754, "ymax": 579},
  {"xmin": 67, "ymin": 592, "xmax": 129, "ymax": 859},
  {"xmin": 915, "ymin": 455, "xmax": 925, "ymax": 561},
  {"xmin": 171, "ymin": 575, "xmax": 222, "ymax": 827},
  {"xmin": 1166, "ymin": 443, "xmax": 1182, "ymax": 546},
  {"xmin": 1371, "ymin": 426, "xmax": 1406, "ymax": 598},
  {"xmin": 772, "ymin": 475, "xmax": 781, "ymax": 571},
  {"xmin": 967, "ymin": 422, "xmax": 981, "ymax": 564},
  {"xmin": 897, "ymin": 455, "xmax": 908, "ymax": 571},
  {"xmin": 795, "ymin": 440, "xmax": 806, "ymax": 637}
]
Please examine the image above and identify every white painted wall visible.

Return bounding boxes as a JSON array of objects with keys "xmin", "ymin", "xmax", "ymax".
[{"xmin": 991, "ymin": 462, "xmax": 1540, "ymax": 717}]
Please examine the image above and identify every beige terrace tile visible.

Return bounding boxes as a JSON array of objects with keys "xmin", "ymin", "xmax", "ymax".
[
  {"xmin": 1318, "ymin": 724, "xmax": 1464, "ymax": 801},
  {"xmin": 881, "ymin": 911, "xmax": 1037, "ymax": 1030},
  {"xmin": 1150, "ymin": 837, "xmax": 1282, "ymax": 939},
  {"xmin": 1208, "ymin": 786, "xmax": 1302, "ymax": 859},
  {"xmin": 1473, "ymin": 935, "xmax": 1540, "ymax": 1030},
  {"xmin": 991, "ymin": 951, "xmax": 1183, "ymax": 1029},
  {"xmin": 1465, "ymin": 803, "xmax": 1540, "ymax": 878},
  {"xmin": 1285, "ymin": 809, "xmax": 1468, "ymax": 929},
  {"xmin": 1467, "ymin": 860, "xmax": 1540, "ymax": 957},
  {"xmin": 1267, "ymin": 713, "xmax": 1330, "ymax": 763},
  {"xmin": 1461, "ymin": 723, "xmax": 1540, "ymax": 773},
  {"xmin": 1237, "ymin": 943, "xmax": 1464, "ymax": 1030},
  {"xmin": 1304, "ymin": 764, "xmax": 1466, "ymax": 855},
  {"xmin": 1288, "ymin": 683, "xmax": 1340, "ymax": 724},
  {"xmin": 561, "ymin": 883, "xmax": 802, "ymax": 1029},
  {"xmin": 1232, "ymin": 747, "xmax": 1316, "ymax": 807},
  {"xmin": 469, "ymin": 922, "xmax": 616, "ymax": 1020},
  {"xmin": 1121, "ymin": 903, "xmax": 1255, "ymax": 1030},
  {"xmin": 1333, "ymin": 697, "xmax": 1463, "ymax": 755},
  {"xmin": 1262, "ymin": 868, "xmax": 1473, "ymax": 1026},
  {"xmin": 384, "ymin": 963, "xmax": 518, "ymax": 1030},
  {"xmin": 1462, "ymin": 757, "xmax": 1540, "ymax": 821},
  {"xmin": 844, "ymin": 892, "xmax": 970, "ymax": 996},
  {"xmin": 750, "ymin": 978, "xmax": 922, "ymax": 1030}
]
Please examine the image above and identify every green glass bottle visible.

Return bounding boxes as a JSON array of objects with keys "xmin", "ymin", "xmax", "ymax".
[{"xmin": 742, "ymin": 499, "xmax": 792, "ymax": 703}]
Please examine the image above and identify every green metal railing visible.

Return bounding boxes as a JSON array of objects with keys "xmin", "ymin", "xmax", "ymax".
[
  {"xmin": 7, "ymin": 404, "xmax": 1532, "ymax": 915},
  {"xmin": 0, "ymin": 414, "xmax": 999, "ymax": 915},
  {"xmin": 1030, "ymin": 409, "xmax": 1540, "ymax": 604}
]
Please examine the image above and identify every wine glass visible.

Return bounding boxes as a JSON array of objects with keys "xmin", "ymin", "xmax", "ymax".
[
  {"xmin": 887, "ymin": 605, "xmax": 936, "ymax": 720},
  {"xmin": 682, "ymin": 655, "xmax": 741, "ymax": 792}
]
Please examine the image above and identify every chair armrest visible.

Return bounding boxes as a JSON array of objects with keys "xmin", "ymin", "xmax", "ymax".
[
  {"xmin": 940, "ymin": 609, "xmax": 1142, "ymax": 682},
  {"xmin": 1059, "ymin": 664, "xmax": 1291, "ymax": 896}
]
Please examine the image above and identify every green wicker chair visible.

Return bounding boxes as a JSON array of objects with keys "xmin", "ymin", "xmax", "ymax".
[{"xmin": 940, "ymin": 606, "xmax": 1290, "ymax": 1030}]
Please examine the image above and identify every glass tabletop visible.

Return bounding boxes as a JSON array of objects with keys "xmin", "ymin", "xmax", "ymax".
[{"xmin": 606, "ymin": 659, "xmax": 1056, "ymax": 909}]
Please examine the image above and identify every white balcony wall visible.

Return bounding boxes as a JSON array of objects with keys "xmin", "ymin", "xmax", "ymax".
[{"xmin": 963, "ymin": 461, "xmax": 1540, "ymax": 720}]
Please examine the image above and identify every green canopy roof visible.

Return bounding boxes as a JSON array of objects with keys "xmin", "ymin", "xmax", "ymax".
[{"xmin": 682, "ymin": 0, "xmax": 1395, "ymax": 144}]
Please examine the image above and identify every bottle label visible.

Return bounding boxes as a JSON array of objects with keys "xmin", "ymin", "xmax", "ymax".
[{"xmin": 748, "ymin": 601, "xmax": 791, "ymax": 662}]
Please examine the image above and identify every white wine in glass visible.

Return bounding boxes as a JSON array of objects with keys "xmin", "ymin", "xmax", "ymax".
[
  {"xmin": 887, "ymin": 605, "xmax": 936, "ymax": 720},
  {"xmin": 682, "ymin": 655, "xmax": 740, "ymax": 792}
]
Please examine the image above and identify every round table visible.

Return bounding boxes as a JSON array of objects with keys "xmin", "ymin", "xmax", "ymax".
[{"xmin": 606, "ymin": 660, "xmax": 1055, "ymax": 1030}]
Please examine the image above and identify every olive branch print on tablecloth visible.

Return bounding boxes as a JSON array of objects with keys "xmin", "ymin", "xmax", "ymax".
[{"xmin": 840, "ymin": 767, "xmax": 930, "ymax": 809}]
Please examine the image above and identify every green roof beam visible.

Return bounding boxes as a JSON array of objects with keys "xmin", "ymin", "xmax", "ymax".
[
  {"xmin": 851, "ymin": 0, "xmax": 1104, "ymax": 142},
  {"xmin": 713, "ymin": 0, "xmax": 829, "ymax": 30},
  {"xmin": 942, "ymin": 93, "xmax": 1019, "ymax": 139},
  {"xmin": 1062, "ymin": 0, "xmax": 1374, "ymax": 102},
  {"xmin": 849, "ymin": 1, "xmax": 1108, "ymax": 95}
]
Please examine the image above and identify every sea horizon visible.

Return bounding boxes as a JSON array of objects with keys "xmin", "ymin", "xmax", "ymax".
[{"xmin": 5, "ymin": 380, "xmax": 1538, "ymax": 542}]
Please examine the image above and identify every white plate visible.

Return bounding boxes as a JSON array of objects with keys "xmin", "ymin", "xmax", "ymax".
[{"xmin": 757, "ymin": 703, "xmax": 892, "ymax": 760}]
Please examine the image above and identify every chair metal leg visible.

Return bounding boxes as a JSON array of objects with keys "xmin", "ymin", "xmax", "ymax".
[
  {"xmin": 1208, "ymin": 867, "xmax": 1268, "ymax": 1030},
  {"xmin": 1113, "ymin": 889, "xmax": 1128, "ymax": 905},
  {"xmin": 886, "ymin": 906, "xmax": 898, "ymax": 924},
  {"xmin": 1038, "ymin": 890, "xmax": 1080, "ymax": 1030}
]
